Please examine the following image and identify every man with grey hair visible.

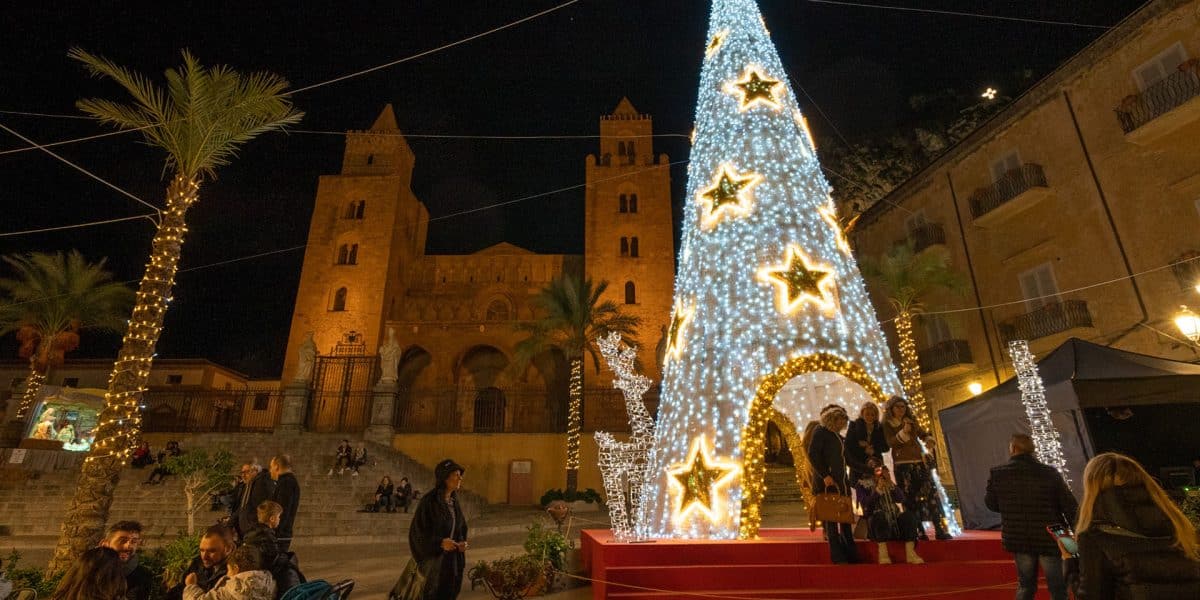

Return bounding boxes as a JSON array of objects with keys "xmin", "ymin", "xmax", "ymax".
[
  {"xmin": 985, "ymin": 434, "xmax": 1077, "ymax": 600},
  {"xmin": 236, "ymin": 461, "xmax": 276, "ymax": 539}
]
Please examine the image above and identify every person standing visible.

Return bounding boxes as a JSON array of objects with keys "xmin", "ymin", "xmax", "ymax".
[
  {"xmin": 882, "ymin": 396, "xmax": 951, "ymax": 540},
  {"xmin": 845, "ymin": 401, "xmax": 888, "ymax": 508},
  {"xmin": 99, "ymin": 520, "xmax": 152, "ymax": 600},
  {"xmin": 1074, "ymin": 453, "xmax": 1200, "ymax": 599},
  {"xmin": 237, "ymin": 462, "xmax": 276, "ymax": 540},
  {"xmin": 269, "ymin": 454, "xmax": 300, "ymax": 552},
  {"xmin": 985, "ymin": 434, "xmax": 1077, "ymax": 600},
  {"xmin": 807, "ymin": 404, "xmax": 859, "ymax": 564},
  {"xmin": 409, "ymin": 459, "xmax": 470, "ymax": 599}
]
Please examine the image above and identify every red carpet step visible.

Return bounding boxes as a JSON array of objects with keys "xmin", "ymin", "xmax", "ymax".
[{"xmin": 582, "ymin": 529, "xmax": 1054, "ymax": 599}]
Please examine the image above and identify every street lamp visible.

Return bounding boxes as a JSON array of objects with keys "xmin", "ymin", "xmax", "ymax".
[
  {"xmin": 967, "ymin": 382, "xmax": 983, "ymax": 396},
  {"xmin": 1175, "ymin": 305, "xmax": 1200, "ymax": 344}
]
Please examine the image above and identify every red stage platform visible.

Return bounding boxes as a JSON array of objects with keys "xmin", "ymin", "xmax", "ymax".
[{"xmin": 581, "ymin": 529, "xmax": 1054, "ymax": 599}]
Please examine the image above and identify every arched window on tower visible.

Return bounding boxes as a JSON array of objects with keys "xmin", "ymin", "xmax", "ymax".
[
  {"xmin": 624, "ymin": 281, "xmax": 636, "ymax": 304},
  {"xmin": 348, "ymin": 244, "xmax": 358, "ymax": 264},
  {"xmin": 625, "ymin": 141, "xmax": 636, "ymax": 164},
  {"xmin": 344, "ymin": 200, "xmax": 365, "ymax": 219},
  {"xmin": 366, "ymin": 154, "xmax": 375, "ymax": 165},
  {"xmin": 620, "ymin": 237, "xmax": 629, "ymax": 257},
  {"xmin": 630, "ymin": 237, "xmax": 639, "ymax": 258},
  {"xmin": 337, "ymin": 244, "xmax": 348, "ymax": 264},
  {"xmin": 331, "ymin": 287, "xmax": 348, "ymax": 311},
  {"xmin": 619, "ymin": 194, "xmax": 628, "ymax": 213},
  {"xmin": 617, "ymin": 141, "xmax": 627, "ymax": 156},
  {"xmin": 355, "ymin": 201, "xmax": 365, "ymax": 219},
  {"xmin": 629, "ymin": 194, "xmax": 638, "ymax": 213},
  {"xmin": 486, "ymin": 299, "xmax": 510, "ymax": 321}
]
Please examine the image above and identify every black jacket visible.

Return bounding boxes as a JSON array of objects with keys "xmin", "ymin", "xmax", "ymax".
[
  {"xmin": 124, "ymin": 557, "xmax": 153, "ymax": 600},
  {"xmin": 165, "ymin": 556, "xmax": 226, "ymax": 600},
  {"xmin": 237, "ymin": 470, "xmax": 277, "ymax": 537},
  {"xmin": 243, "ymin": 523, "xmax": 281, "ymax": 569},
  {"xmin": 844, "ymin": 418, "xmax": 888, "ymax": 478},
  {"xmin": 984, "ymin": 453, "xmax": 1077, "ymax": 555},
  {"xmin": 1077, "ymin": 486, "xmax": 1200, "ymax": 600},
  {"xmin": 806, "ymin": 425, "xmax": 849, "ymax": 495},
  {"xmin": 409, "ymin": 491, "xmax": 468, "ymax": 600},
  {"xmin": 376, "ymin": 483, "xmax": 394, "ymax": 497},
  {"xmin": 271, "ymin": 472, "xmax": 300, "ymax": 541}
]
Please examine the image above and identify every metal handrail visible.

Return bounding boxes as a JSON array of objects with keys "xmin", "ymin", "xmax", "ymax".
[
  {"xmin": 999, "ymin": 300, "xmax": 1093, "ymax": 342},
  {"xmin": 969, "ymin": 163, "xmax": 1049, "ymax": 219},
  {"xmin": 1115, "ymin": 63, "xmax": 1200, "ymax": 134}
]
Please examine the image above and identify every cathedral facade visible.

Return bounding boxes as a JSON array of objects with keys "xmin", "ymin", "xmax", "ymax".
[{"xmin": 282, "ymin": 99, "xmax": 675, "ymax": 434}]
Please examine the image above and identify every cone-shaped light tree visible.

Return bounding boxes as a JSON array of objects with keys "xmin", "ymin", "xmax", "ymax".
[
  {"xmin": 48, "ymin": 50, "xmax": 302, "ymax": 572},
  {"xmin": 639, "ymin": 0, "xmax": 904, "ymax": 540}
]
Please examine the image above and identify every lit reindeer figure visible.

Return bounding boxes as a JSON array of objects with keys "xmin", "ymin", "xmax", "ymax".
[{"xmin": 594, "ymin": 331, "xmax": 656, "ymax": 541}]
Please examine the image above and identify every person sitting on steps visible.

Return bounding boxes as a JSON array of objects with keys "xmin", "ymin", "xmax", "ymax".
[
  {"xmin": 374, "ymin": 476, "xmax": 395, "ymax": 513},
  {"xmin": 349, "ymin": 442, "xmax": 368, "ymax": 476},
  {"xmin": 327, "ymin": 439, "xmax": 352, "ymax": 476},
  {"xmin": 395, "ymin": 477, "xmax": 414, "ymax": 513},
  {"xmin": 863, "ymin": 464, "xmax": 924, "ymax": 565}
]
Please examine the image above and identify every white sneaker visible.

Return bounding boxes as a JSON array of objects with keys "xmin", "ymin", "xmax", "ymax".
[{"xmin": 352, "ymin": 471, "xmax": 358, "ymax": 477}]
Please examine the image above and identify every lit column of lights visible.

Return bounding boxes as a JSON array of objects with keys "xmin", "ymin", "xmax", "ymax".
[
  {"xmin": 14, "ymin": 370, "xmax": 47, "ymax": 421},
  {"xmin": 895, "ymin": 310, "xmax": 933, "ymax": 431},
  {"xmin": 87, "ymin": 175, "xmax": 198, "ymax": 467},
  {"xmin": 1008, "ymin": 340, "xmax": 1071, "ymax": 487},
  {"xmin": 639, "ymin": 0, "xmax": 904, "ymax": 540},
  {"xmin": 565, "ymin": 357, "xmax": 583, "ymax": 474}
]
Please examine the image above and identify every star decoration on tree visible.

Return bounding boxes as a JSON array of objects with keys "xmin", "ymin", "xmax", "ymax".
[
  {"xmin": 759, "ymin": 245, "xmax": 838, "ymax": 314},
  {"xmin": 698, "ymin": 164, "xmax": 762, "ymax": 229},
  {"xmin": 705, "ymin": 29, "xmax": 728, "ymax": 57},
  {"xmin": 818, "ymin": 201, "xmax": 852, "ymax": 256},
  {"xmin": 667, "ymin": 436, "xmax": 740, "ymax": 524},
  {"xmin": 729, "ymin": 67, "xmax": 782, "ymax": 112},
  {"xmin": 664, "ymin": 299, "xmax": 693, "ymax": 363}
]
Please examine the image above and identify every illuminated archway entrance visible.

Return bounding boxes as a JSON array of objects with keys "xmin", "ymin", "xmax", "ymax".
[{"xmin": 738, "ymin": 353, "xmax": 888, "ymax": 538}]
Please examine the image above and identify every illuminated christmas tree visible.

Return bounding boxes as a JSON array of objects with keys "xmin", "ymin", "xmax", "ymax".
[{"xmin": 639, "ymin": 0, "xmax": 905, "ymax": 539}]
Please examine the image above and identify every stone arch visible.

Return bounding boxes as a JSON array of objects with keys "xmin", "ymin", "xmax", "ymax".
[
  {"xmin": 737, "ymin": 353, "xmax": 887, "ymax": 539},
  {"xmin": 485, "ymin": 296, "xmax": 512, "ymax": 321},
  {"xmin": 395, "ymin": 346, "xmax": 434, "ymax": 428}
]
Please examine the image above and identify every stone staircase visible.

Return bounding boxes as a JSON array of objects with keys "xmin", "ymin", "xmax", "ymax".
[
  {"xmin": 762, "ymin": 464, "xmax": 804, "ymax": 504},
  {"xmin": 0, "ymin": 432, "xmax": 486, "ymax": 545}
]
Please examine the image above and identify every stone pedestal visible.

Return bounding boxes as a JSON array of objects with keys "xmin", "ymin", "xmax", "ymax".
[
  {"xmin": 363, "ymin": 380, "xmax": 397, "ymax": 446},
  {"xmin": 277, "ymin": 383, "xmax": 309, "ymax": 434}
]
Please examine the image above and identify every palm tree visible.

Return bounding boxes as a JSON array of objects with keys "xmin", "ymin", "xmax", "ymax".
[
  {"xmin": 48, "ymin": 49, "xmax": 302, "ymax": 572},
  {"xmin": 513, "ymin": 274, "xmax": 640, "ymax": 494},
  {"xmin": 0, "ymin": 251, "xmax": 134, "ymax": 426},
  {"xmin": 861, "ymin": 242, "xmax": 966, "ymax": 431}
]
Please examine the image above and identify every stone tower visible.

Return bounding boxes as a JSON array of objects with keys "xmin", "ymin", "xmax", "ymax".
[
  {"xmin": 584, "ymin": 98, "xmax": 675, "ymax": 382},
  {"xmin": 282, "ymin": 105, "xmax": 429, "ymax": 382}
]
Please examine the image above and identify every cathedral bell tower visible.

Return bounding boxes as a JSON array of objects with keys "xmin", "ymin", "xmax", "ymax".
[
  {"xmin": 584, "ymin": 98, "xmax": 675, "ymax": 382},
  {"xmin": 282, "ymin": 105, "xmax": 429, "ymax": 405}
]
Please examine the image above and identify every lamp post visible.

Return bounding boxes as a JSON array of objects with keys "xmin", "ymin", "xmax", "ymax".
[{"xmin": 1175, "ymin": 305, "xmax": 1200, "ymax": 345}]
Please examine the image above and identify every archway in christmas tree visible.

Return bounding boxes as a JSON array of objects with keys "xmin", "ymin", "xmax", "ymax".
[{"xmin": 738, "ymin": 353, "xmax": 888, "ymax": 539}]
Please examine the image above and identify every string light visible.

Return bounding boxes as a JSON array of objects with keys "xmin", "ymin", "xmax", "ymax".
[
  {"xmin": 697, "ymin": 163, "xmax": 762, "ymax": 229},
  {"xmin": 1008, "ymin": 340, "xmax": 1071, "ymax": 487},
  {"xmin": 594, "ymin": 332, "xmax": 656, "ymax": 542},
  {"xmin": 894, "ymin": 310, "xmax": 932, "ymax": 431},
  {"xmin": 667, "ymin": 436, "xmax": 741, "ymax": 527},
  {"xmin": 663, "ymin": 299, "xmax": 694, "ymax": 363},
  {"xmin": 639, "ymin": 0, "xmax": 904, "ymax": 540}
]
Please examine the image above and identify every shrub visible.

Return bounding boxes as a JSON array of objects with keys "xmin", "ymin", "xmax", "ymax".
[
  {"xmin": 539, "ymin": 487, "xmax": 603, "ymax": 507},
  {"xmin": 3, "ymin": 550, "xmax": 66, "ymax": 597},
  {"xmin": 468, "ymin": 554, "xmax": 544, "ymax": 600},
  {"xmin": 142, "ymin": 532, "xmax": 202, "ymax": 590},
  {"xmin": 523, "ymin": 521, "xmax": 570, "ymax": 572}
]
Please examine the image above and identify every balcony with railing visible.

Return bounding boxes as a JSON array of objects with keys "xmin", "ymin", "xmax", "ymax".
[
  {"xmin": 898, "ymin": 222, "xmax": 947, "ymax": 254},
  {"xmin": 918, "ymin": 339, "xmax": 974, "ymax": 374},
  {"xmin": 969, "ymin": 163, "xmax": 1053, "ymax": 226},
  {"xmin": 1116, "ymin": 61, "xmax": 1200, "ymax": 144},
  {"xmin": 999, "ymin": 300, "xmax": 1094, "ymax": 343}
]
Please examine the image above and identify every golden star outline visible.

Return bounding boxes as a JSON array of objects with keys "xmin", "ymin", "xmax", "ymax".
[
  {"xmin": 698, "ymin": 164, "xmax": 762, "ymax": 229},
  {"xmin": 730, "ymin": 68, "xmax": 783, "ymax": 111},
  {"xmin": 664, "ymin": 299, "xmax": 693, "ymax": 362},
  {"xmin": 759, "ymin": 246, "xmax": 838, "ymax": 314},
  {"xmin": 667, "ymin": 437, "xmax": 740, "ymax": 524},
  {"xmin": 705, "ymin": 29, "xmax": 728, "ymax": 57}
]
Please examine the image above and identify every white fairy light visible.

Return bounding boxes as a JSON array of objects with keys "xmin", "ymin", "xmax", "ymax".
[
  {"xmin": 594, "ymin": 332, "xmax": 656, "ymax": 541},
  {"xmin": 639, "ymin": 0, "xmax": 904, "ymax": 540},
  {"xmin": 1008, "ymin": 340, "xmax": 1071, "ymax": 487}
]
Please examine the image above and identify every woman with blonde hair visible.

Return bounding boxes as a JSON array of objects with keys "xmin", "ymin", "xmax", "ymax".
[
  {"xmin": 50, "ymin": 547, "xmax": 127, "ymax": 600},
  {"xmin": 845, "ymin": 401, "xmax": 888, "ymax": 508},
  {"xmin": 1075, "ymin": 453, "xmax": 1200, "ymax": 599}
]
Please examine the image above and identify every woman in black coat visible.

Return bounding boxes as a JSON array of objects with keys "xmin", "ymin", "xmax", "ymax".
[
  {"xmin": 844, "ymin": 401, "xmax": 888, "ymax": 508},
  {"xmin": 1075, "ymin": 453, "xmax": 1200, "ymax": 599},
  {"xmin": 807, "ymin": 404, "xmax": 859, "ymax": 564},
  {"xmin": 409, "ymin": 459, "xmax": 469, "ymax": 600}
]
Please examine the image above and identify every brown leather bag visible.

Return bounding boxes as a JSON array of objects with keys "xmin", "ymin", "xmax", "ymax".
[{"xmin": 811, "ymin": 485, "xmax": 855, "ymax": 524}]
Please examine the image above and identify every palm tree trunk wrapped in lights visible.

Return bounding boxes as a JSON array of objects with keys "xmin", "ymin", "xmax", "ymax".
[
  {"xmin": 47, "ymin": 50, "xmax": 301, "ymax": 573},
  {"xmin": 893, "ymin": 310, "xmax": 930, "ymax": 430},
  {"xmin": 566, "ymin": 357, "xmax": 584, "ymax": 491}
]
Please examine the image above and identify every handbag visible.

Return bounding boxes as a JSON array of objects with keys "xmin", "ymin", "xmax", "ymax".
[
  {"xmin": 389, "ymin": 558, "xmax": 428, "ymax": 600},
  {"xmin": 811, "ymin": 485, "xmax": 855, "ymax": 524}
]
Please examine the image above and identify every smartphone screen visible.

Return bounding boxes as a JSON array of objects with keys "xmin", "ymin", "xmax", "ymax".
[{"xmin": 1047, "ymin": 525, "xmax": 1079, "ymax": 557}]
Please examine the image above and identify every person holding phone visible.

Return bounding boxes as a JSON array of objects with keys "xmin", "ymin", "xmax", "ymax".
[
  {"xmin": 985, "ymin": 434, "xmax": 1077, "ymax": 600},
  {"xmin": 409, "ymin": 459, "xmax": 469, "ymax": 599},
  {"xmin": 882, "ymin": 396, "xmax": 951, "ymax": 540}
]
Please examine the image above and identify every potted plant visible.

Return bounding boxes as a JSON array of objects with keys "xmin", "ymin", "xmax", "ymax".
[
  {"xmin": 522, "ymin": 522, "xmax": 571, "ymax": 594},
  {"xmin": 468, "ymin": 554, "xmax": 544, "ymax": 600}
]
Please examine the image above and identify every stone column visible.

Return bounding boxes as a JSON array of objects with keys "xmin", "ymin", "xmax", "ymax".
[
  {"xmin": 277, "ymin": 382, "xmax": 309, "ymax": 434},
  {"xmin": 363, "ymin": 380, "xmax": 397, "ymax": 446}
]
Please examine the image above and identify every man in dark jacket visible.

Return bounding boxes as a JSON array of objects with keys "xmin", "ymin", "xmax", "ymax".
[
  {"xmin": 236, "ymin": 462, "xmax": 276, "ymax": 539},
  {"xmin": 985, "ymin": 434, "xmax": 1077, "ymax": 600},
  {"xmin": 99, "ymin": 520, "xmax": 153, "ymax": 600},
  {"xmin": 165, "ymin": 525, "xmax": 233, "ymax": 600},
  {"xmin": 269, "ymin": 453, "xmax": 301, "ymax": 552}
]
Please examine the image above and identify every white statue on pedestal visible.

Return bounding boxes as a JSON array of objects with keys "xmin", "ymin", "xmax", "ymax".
[
  {"xmin": 294, "ymin": 332, "xmax": 317, "ymax": 384},
  {"xmin": 379, "ymin": 327, "xmax": 401, "ymax": 385}
]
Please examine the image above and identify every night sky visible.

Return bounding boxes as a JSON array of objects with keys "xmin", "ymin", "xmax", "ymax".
[{"xmin": 0, "ymin": 1, "xmax": 1144, "ymax": 377}]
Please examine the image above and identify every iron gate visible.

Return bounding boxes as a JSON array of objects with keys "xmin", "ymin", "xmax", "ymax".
[{"xmin": 306, "ymin": 354, "xmax": 377, "ymax": 433}]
